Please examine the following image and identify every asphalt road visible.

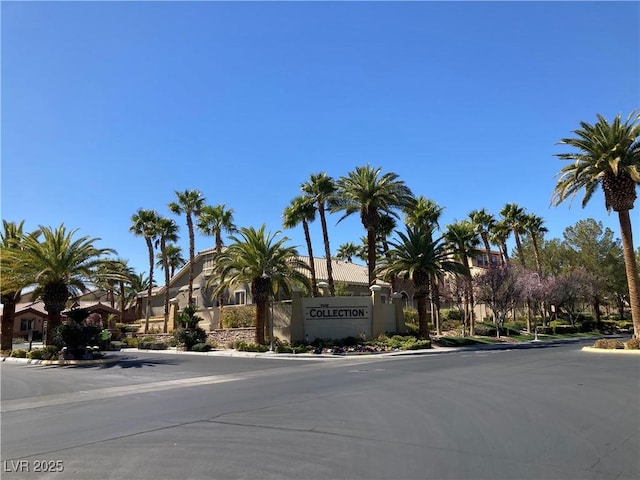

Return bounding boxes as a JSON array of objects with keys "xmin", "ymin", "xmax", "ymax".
[{"xmin": 1, "ymin": 340, "xmax": 639, "ymax": 480}]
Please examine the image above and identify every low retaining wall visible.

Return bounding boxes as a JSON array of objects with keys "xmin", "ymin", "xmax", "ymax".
[{"xmin": 139, "ymin": 328, "xmax": 255, "ymax": 348}]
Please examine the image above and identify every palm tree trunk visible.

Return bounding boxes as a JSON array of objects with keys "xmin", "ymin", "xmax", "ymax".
[
  {"xmin": 416, "ymin": 292, "xmax": 430, "ymax": 340},
  {"xmin": 618, "ymin": 210, "xmax": 640, "ymax": 337},
  {"xmin": 367, "ymin": 227, "xmax": 377, "ymax": 286},
  {"xmin": 1, "ymin": 294, "xmax": 18, "ymax": 351},
  {"xmin": 187, "ymin": 214, "xmax": 195, "ymax": 306},
  {"xmin": 302, "ymin": 221, "xmax": 319, "ymax": 297},
  {"xmin": 255, "ymin": 300, "xmax": 267, "ymax": 344},
  {"xmin": 145, "ymin": 238, "xmax": 154, "ymax": 334},
  {"xmin": 162, "ymin": 244, "xmax": 170, "ymax": 334},
  {"xmin": 318, "ymin": 204, "xmax": 335, "ymax": 296}
]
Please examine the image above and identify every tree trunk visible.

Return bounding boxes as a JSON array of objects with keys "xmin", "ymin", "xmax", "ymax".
[
  {"xmin": 303, "ymin": 221, "xmax": 319, "ymax": 297},
  {"xmin": 318, "ymin": 204, "xmax": 335, "ymax": 296},
  {"xmin": 145, "ymin": 238, "xmax": 154, "ymax": 334},
  {"xmin": 617, "ymin": 210, "xmax": 640, "ymax": 338},
  {"xmin": 416, "ymin": 292, "xmax": 430, "ymax": 340},
  {"xmin": 187, "ymin": 214, "xmax": 195, "ymax": 306},
  {"xmin": 255, "ymin": 300, "xmax": 267, "ymax": 345},
  {"xmin": 367, "ymin": 227, "xmax": 377, "ymax": 286},
  {"xmin": 1, "ymin": 294, "xmax": 18, "ymax": 351},
  {"xmin": 162, "ymin": 243, "xmax": 170, "ymax": 334}
]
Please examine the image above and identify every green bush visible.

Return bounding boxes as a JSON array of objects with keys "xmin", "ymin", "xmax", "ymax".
[
  {"xmin": 504, "ymin": 321, "xmax": 526, "ymax": 332},
  {"xmin": 221, "ymin": 306, "xmax": 256, "ymax": 328},
  {"xmin": 174, "ymin": 327, "xmax": 206, "ymax": 351},
  {"xmin": 593, "ymin": 339, "xmax": 625, "ymax": 349},
  {"xmin": 10, "ymin": 349, "xmax": 27, "ymax": 358},
  {"xmin": 536, "ymin": 326, "xmax": 552, "ymax": 335},
  {"xmin": 191, "ymin": 342, "xmax": 212, "ymax": 352},
  {"xmin": 120, "ymin": 337, "xmax": 138, "ymax": 348},
  {"xmin": 233, "ymin": 341, "xmax": 269, "ymax": 352},
  {"xmin": 26, "ymin": 346, "xmax": 60, "ymax": 360},
  {"xmin": 138, "ymin": 337, "xmax": 168, "ymax": 350},
  {"xmin": 624, "ymin": 338, "xmax": 640, "ymax": 350},
  {"xmin": 553, "ymin": 324, "xmax": 579, "ymax": 335},
  {"xmin": 441, "ymin": 308, "xmax": 462, "ymax": 321},
  {"xmin": 474, "ymin": 322, "xmax": 497, "ymax": 337}
]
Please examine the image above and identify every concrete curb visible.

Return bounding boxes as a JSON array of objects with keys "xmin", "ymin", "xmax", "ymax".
[
  {"xmin": 581, "ymin": 346, "xmax": 640, "ymax": 355},
  {"xmin": 1, "ymin": 355, "xmax": 122, "ymax": 366}
]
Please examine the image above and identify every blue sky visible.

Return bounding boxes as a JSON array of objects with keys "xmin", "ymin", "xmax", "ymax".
[{"xmin": 2, "ymin": 1, "xmax": 639, "ymax": 277}]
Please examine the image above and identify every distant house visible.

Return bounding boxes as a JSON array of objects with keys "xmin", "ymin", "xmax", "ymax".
[{"xmin": 0, "ymin": 293, "xmax": 121, "ymax": 342}]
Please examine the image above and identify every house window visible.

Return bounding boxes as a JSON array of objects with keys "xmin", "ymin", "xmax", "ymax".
[
  {"xmin": 234, "ymin": 290, "xmax": 246, "ymax": 305},
  {"xmin": 20, "ymin": 318, "xmax": 35, "ymax": 331}
]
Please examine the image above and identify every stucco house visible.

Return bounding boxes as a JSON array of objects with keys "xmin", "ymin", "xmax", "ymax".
[{"xmin": 135, "ymin": 248, "xmax": 393, "ymax": 331}]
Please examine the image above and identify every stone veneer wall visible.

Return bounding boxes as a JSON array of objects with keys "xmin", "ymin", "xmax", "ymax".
[{"xmin": 140, "ymin": 328, "xmax": 255, "ymax": 348}]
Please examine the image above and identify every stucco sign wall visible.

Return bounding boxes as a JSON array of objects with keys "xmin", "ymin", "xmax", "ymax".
[{"xmin": 303, "ymin": 297, "xmax": 372, "ymax": 340}]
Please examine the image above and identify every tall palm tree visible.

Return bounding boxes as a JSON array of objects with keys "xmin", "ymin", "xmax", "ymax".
[
  {"xmin": 197, "ymin": 203, "xmax": 236, "ymax": 317},
  {"xmin": 197, "ymin": 203, "xmax": 236, "ymax": 254},
  {"xmin": 335, "ymin": 242, "xmax": 360, "ymax": 263},
  {"xmin": 0, "ymin": 221, "xmax": 39, "ymax": 351},
  {"xmin": 444, "ymin": 220, "xmax": 481, "ymax": 335},
  {"xmin": 404, "ymin": 196, "xmax": 445, "ymax": 333},
  {"xmin": 500, "ymin": 203, "xmax": 528, "ymax": 268},
  {"xmin": 169, "ymin": 189, "xmax": 206, "ymax": 306},
  {"xmin": 154, "ymin": 216, "xmax": 179, "ymax": 333},
  {"xmin": 162, "ymin": 244, "xmax": 186, "ymax": 277},
  {"xmin": 523, "ymin": 213, "xmax": 547, "ymax": 276},
  {"xmin": 283, "ymin": 196, "xmax": 319, "ymax": 297},
  {"xmin": 489, "ymin": 219, "xmax": 511, "ymax": 265},
  {"xmin": 378, "ymin": 226, "xmax": 464, "ymax": 339},
  {"xmin": 130, "ymin": 209, "xmax": 161, "ymax": 334},
  {"xmin": 125, "ymin": 272, "xmax": 153, "ymax": 321},
  {"xmin": 302, "ymin": 173, "xmax": 337, "ymax": 296},
  {"xmin": 209, "ymin": 225, "xmax": 310, "ymax": 344},
  {"xmin": 109, "ymin": 259, "xmax": 135, "ymax": 325},
  {"xmin": 333, "ymin": 165, "xmax": 414, "ymax": 285},
  {"xmin": 468, "ymin": 209, "xmax": 496, "ymax": 267},
  {"xmin": 6, "ymin": 225, "xmax": 115, "ymax": 344},
  {"xmin": 551, "ymin": 111, "xmax": 640, "ymax": 337}
]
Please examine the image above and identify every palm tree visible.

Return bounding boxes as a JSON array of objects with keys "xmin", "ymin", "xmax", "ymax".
[
  {"xmin": 197, "ymin": 203, "xmax": 236, "ymax": 254},
  {"xmin": 500, "ymin": 203, "xmax": 528, "ymax": 268},
  {"xmin": 169, "ymin": 189, "xmax": 206, "ymax": 306},
  {"xmin": 154, "ymin": 216, "xmax": 179, "ymax": 333},
  {"xmin": 468, "ymin": 209, "xmax": 496, "ymax": 267},
  {"xmin": 130, "ymin": 209, "xmax": 161, "ymax": 334},
  {"xmin": 489, "ymin": 219, "xmax": 511, "ymax": 265},
  {"xmin": 444, "ymin": 220, "xmax": 481, "ymax": 335},
  {"xmin": 551, "ymin": 111, "xmax": 640, "ymax": 337},
  {"xmin": 333, "ymin": 165, "xmax": 414, "ymax": 285},
  {"xmin": 404, "ymin": 196, "xmax": 445, "ymax": 333},
  {"xmin": 335, "ymin": 242, "xmax": 360, "ymax": 263},
  {"xmin": 0, "ymin": 221, "xmax": 39, "ymax": 351},
  {"xmin": 302, "ymin": 172, "xmax": 337, "ymax": 296},
  {"xmin": 125, "ymin": 272, "xmax": 153, "ymax": 321},
  {"xmin": 162, "ymin": 244, "xmax": 186, "ymax": 277},
  {"xmin": 197, "ymin": 203, "xmax": 236, "ymax": 317},
  {"xmin": 378, "ymin": 226, "xmax": 464, "ymax": 339},
  {"xmin": 283, "ymin": 196, "xmax": 319, "ymax": 297},
  {"xmin": 6, "ymin": 225, "xmax": 115, "ymax": 344},
  {"xmin": 523, "ymin": 213, "xmax": 547, "ymax": 276},
  {"xmin": 209, "ymin": 225, "xmax": 310, "ymax": 344}
]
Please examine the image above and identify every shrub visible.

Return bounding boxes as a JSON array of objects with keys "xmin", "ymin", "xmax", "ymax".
[
  {"xmin": 138, "ymin": 337, "xmax": 168, "ymax": 350},
  {"xmin": 593, "ymin": 339, "xmax": 625, "ymax": 349},
  {"xmin": 474, "ymin": 322, "xmax": 497, "ymax": 337},
  {"xmin": 233, "ymin": 341, "xmax": 269, "ymax": 352},
  {"xmin": 441, "ymin": 308, "xmax": 462, "ymax": 321},
  {"xmin": 120, "ymin": 337, "xmax": 138, "ymax": 348},
  {"xmin": 10, "ymin": 349, "xmax": 27, "ymax": 358},
  {"xmin": 26, "ymin": 346, "xmax": 60, "ymax": 360},
  {"xmin": 624, "ymin": 338, "xmax": 640, "ymax": 350},
  {"xmin": 221, "ymin": 306, "xmax": 256, "ymax": 328},
  {"xmin": 191, "ymin": 342, "xmax": 212, "ymax": 352},
  {"xmin": 174, "ymin": 327, "xmax": 206, "ymax": 351}
]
